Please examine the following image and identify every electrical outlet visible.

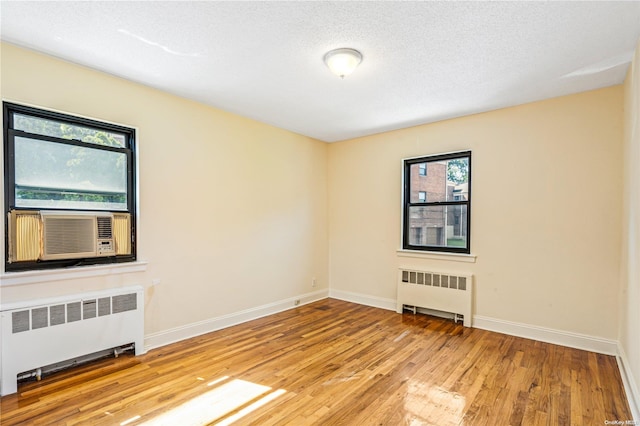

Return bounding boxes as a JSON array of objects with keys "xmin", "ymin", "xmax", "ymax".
[
  {"xmin": 151, "ymin": 279, "xmax": 161, "ymax": 286},
  {"xmin": 312, "ymin": 277, "xmax": 317, "ymax": 287},
  {"xmin": 294, "ymin": 299, "xmax": 300, "ymax": 306}
]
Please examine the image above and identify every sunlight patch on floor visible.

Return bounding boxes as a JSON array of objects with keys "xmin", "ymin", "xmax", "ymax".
[
  {"xmin": 216, "ymin": 389, "xmax": 287, "ymax": 426},
  {"xmin": 403, "ymin": 380, "xmax": 465, "ymax": 425},
  {"xmin": 120, "ymin": 415, "xmax": 141, "ymax": 426},
  {"xmin": 136, "ymin": 377, "xmax": 285, "ymax": 426}
]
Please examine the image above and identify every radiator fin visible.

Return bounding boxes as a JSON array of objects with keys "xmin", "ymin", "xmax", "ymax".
[
  {"xmin": 113, "ymin": 293, "xmax": 137, "ymax": 313},
  {"xmin": 67, "ymin": 302, "xmax": 81, "ymax": 323},
  {"xmin": 449, "ymin": 276, "xmax": 457, "ymax": 289},
  {"xmin": 32, "ymin": 307, "xmax": 48, "ymax": 329},
  {"xmin": 50, "ymin": 304, "xmax": 66, "ymax": 326},
  {"xmin": 12, "ymin": 311, "xmax": 29, "ymax": 333},
  {"xmin": 10, "ymin": 293, "xmax": 138, "ymax": 334},
  {"xmin": 401, "ymin": 270, "xmax": 469, "ymax": 293},
  {"xmin": 98, "ymin": 297, "xmax": 111, "ymax": 317},
  {"xmin": 83, "ymin": 300, "xmax": 97, "ymax": 319}
]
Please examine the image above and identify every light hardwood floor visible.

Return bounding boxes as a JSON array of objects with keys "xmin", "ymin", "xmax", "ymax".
[{"xmin": 0, "ymin": 299, "xmax": 632, "ymax": 425}]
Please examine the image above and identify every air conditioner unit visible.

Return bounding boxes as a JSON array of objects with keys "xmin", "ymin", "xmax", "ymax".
[{"xmin": 7, "ymin": 210, "xmax": 131, "ymax": 263}]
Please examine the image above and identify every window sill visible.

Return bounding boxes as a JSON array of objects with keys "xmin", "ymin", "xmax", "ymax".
[
  {"xmin": 396, "ymin": 249, "xmax": 477, "ymax": 263},
  {"xmin": 0, "ymin": 261, "xmax": 148, "ymax": 287}
]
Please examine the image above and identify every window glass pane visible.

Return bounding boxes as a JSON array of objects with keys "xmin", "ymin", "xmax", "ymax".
[
  {"xmin": 14, "ymin": 136, "xmax": 127, "ymax": 210},
  {"xmin": 14, "ymin": 113, "xmax": 126, "ymax": 148},
  {"xmin": 407, "ymin": 205, "xmax": 467, "ymax": 248},
  {"xmin": 409, "ymin": 158, "xmax": 469, "ymax": 202}
]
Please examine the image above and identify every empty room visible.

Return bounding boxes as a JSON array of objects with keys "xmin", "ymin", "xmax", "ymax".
[{"xmin": 0, "ymin": 1, "xmax": 639, "ymax": 425}]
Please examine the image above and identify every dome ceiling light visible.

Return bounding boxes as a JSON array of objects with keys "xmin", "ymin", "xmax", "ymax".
[{"xmin": 323, "ymin": 48, "xmax": 363, "ymax": 79}]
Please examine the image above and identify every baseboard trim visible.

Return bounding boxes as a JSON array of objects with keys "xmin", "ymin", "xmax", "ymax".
[
  {"xmin": 617, "ymin": 343, "xmax": 640, "ymax": 421},
  {"xmin": 473, "ymin": 315, "xmax": 618, "ymax": 355},
  {"xmin": 144, "ymin": 289, "xmax": 329, "ymax": 351},
  {"xmin": 328, "ymin": 289, "xmax": 396, "ymax": 311}
]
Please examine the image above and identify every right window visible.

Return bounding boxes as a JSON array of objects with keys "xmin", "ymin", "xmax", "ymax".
[{"xmin": 403, "ymin": 151, "xmax": 471, "ymax": 254}]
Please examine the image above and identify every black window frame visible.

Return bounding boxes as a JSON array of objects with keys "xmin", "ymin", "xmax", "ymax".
[
  {"xmin": 402, "ymin": 151, "xmax": 471, "ymax": 254},
  {"xmin": 3, "ymin": 102, "xmax": 137, "ymax": 272}
]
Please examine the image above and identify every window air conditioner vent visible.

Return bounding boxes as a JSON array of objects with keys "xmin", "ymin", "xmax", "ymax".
[
  {"xmin": 96, "ymin": 216, "xmax": 113, "ymax": 239},
  {"xmin": 43, "ymin": 217, "xmax": 95, "ymax": 256}
]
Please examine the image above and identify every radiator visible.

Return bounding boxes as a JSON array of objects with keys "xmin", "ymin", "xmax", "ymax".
[
  {"xmin": 0, "ymin": 286, "xmax": 144, "ymax": 396},
  {"xmin": 396, "ymin": 268, "xmax": 473, "ymax": 327}
]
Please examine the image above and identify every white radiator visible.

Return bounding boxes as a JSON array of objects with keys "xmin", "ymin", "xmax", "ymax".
[
  {"xmin": 396, "ymin": 268, "xmax": 473, "ymax": 327},
  {"xmin": 0, "ymin": 286, "xmax": 144, "ymax": 396}
]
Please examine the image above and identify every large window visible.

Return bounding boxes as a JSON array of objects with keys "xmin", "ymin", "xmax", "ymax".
[
  {"xmin": 403, "ymin": 151, "xmax": 471, "ymax": 254},
  {"xmin": 3, "ymin": 102, "xmax": 136, "ymax": 271}
]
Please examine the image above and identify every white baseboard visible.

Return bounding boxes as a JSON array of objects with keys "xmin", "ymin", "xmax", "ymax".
[
  {"xmin": 328, "ymin": 289, "xmax": 396, "ymax": 311},
  {"xmin": 473, "ymin": 315, "xmax": 618, "ymax": 355},
  {"xmin": 617, "ymin": 343, "xmax": 640, "ymax": 421},
  {"xmin": 144, "ymin": 289, "xmax": 329, "ymax": 351}
]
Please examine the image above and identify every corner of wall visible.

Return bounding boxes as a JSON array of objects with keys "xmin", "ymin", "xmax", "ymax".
[{"xmin": 620, "ymin": 37, "xmax": 640, "ymax": 421}]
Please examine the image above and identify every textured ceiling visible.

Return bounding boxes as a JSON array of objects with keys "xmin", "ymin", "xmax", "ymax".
[{"xmin": 1, "ymin": 1, "xmax": 640, "ymax": 142}]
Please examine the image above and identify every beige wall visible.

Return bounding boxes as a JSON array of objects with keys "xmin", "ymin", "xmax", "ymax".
[
  {"xmin": 622, "ymin": 38, "xmax": 640, "ymax": 408},
  {"xmin": 0, "ymin": 43, "xmax": 329, "ymax": 335},
  {"xmin": 0, "ymin": 41, "xmax": 632, "ymax": 359},
  {"xmin": 328, "ymin": 86, "xmax": 623, "ymax": 339}
]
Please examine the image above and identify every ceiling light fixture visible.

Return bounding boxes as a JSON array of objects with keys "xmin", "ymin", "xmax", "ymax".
[{"xmin": 323, "ymin": 48, "xmax": 363, "ymax": 79}]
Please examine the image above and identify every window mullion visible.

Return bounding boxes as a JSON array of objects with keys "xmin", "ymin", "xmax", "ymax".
[{"xmin": 11, "ymin": 129, "xmax": 127, "ymax": 154}]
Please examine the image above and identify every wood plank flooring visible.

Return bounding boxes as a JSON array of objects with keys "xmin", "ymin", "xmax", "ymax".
[{"xmin": 0, "ymin": 299, "xmax": 632, "ymax": 425}]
